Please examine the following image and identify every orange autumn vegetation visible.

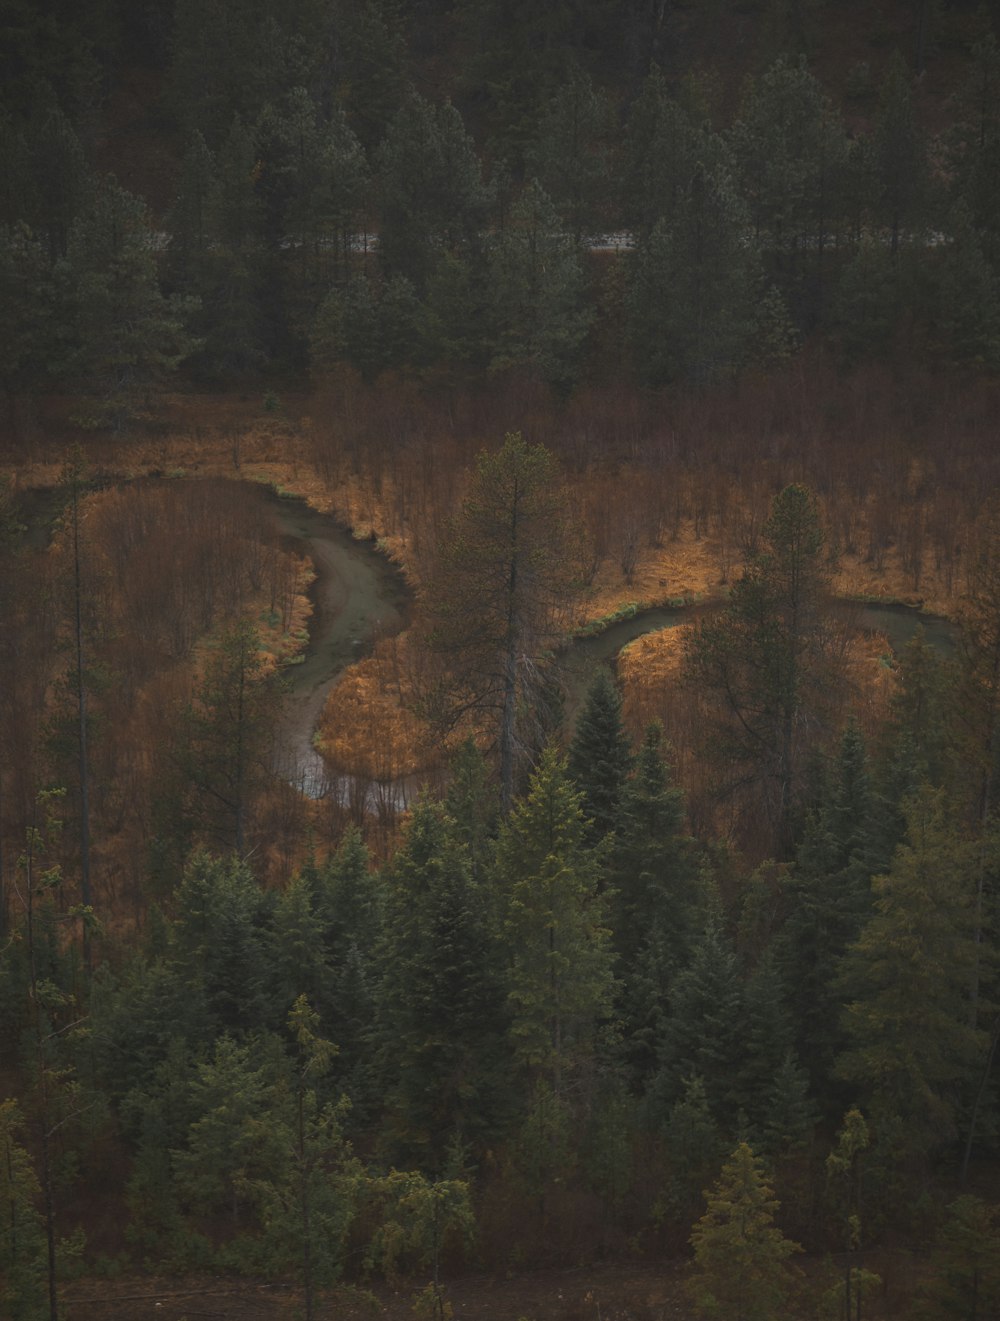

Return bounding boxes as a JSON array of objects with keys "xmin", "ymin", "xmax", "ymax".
[{"xmin": 5, "ymin": 359, "xmax": 991, "ymax": 891}]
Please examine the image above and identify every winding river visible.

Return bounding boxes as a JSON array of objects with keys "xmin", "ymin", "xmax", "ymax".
[
  {"xmin": 262, "ymin": 490, "xmax": 411, "ymax": 805},
  {"xmin": 18, "ymin": 479, "xmax": 958, "ymax": 808},
  {"xmin": 270, "ymin": 489, "xmax": 957, "ymax": 801}
]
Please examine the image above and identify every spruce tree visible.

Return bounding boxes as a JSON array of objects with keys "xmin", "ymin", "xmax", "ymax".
[
  {"xmin": 824, "ymin": 1108, "xmax": 874, "ymax": 1321},
  {"xmin": 375, "ymin": 799, "xmax": 509, "ymax": 1168},
  {"xmin": 688, "ymin": 1142, "xmax": 802, "ymax": 1321},
  {"xmin": 611, "ymin": 722, "xmax": 698, "ymax": 967},
  {"xmin": 271, "ymin": 873, "xmax": 329, "ymax": 1016},
  {"xmin": 661, "ymin": 1076, "xmax": 726, "ymax": 1226},
  {"xmin": 651, "ymin": 905, "xmax": 744, "ymax": 1126},
  {"xmin": 828, "ymin": 237, "xmax": 903, "ymax": 362},
  {"xmin": 567, "ymin": 668, "xmax": 634, "ymax": 842},
  {"xmin": 168, "ymin": 853, "xmax": 272, "ymax": 1036},
  {"xmin": 836, "ymin": 787, "xmax": 985, "ymax": 1156},
  {"xmin": 683, "ymin": 483, "xmax": 840, "ymax": 856},
  {"xmin": 496, "ymin": 746, "xmax": 616, "ymax": 1097},
  {"xmin": 250, "ymin": 998, "xmax": 361, "ymax": 1319},
  {"xmin": 313, "ymin": 827, "xmax": 382, "ymax": 1114},
  {"xmin": 933, "ymin": 204, "xmax": 1000, "ymax": 371},
  {"xmin": 172, "ymin": 1033, "xmax": 286, "ymax": 1227},
  {"xmin": 738, "ymin": 949, "xmax": 812, "ymax": 1149},
  {"xmin": 783, "ymin": 719, "xmax": 881, "ymax": 1092},
  {"xmin": 609, "ymin": 723, "xmax": 699, "ymax": 1085}
]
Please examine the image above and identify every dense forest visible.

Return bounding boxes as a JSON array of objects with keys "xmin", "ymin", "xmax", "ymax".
[{"xmin": 4, "ymin": 2, "xmax": 1000, "ymax": 1318}]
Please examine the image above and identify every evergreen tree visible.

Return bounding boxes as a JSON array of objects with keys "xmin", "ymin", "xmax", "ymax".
[
  {"xmin": 486, "ymin": 179, "xmax": 592, "ymax": 392},
  {"xmin": 167, "ymin": 853, "xmax": 272, "ymax": 1037},
  {"xmin": 116, "ymin": 1038, "xmax": 198, "ymax": 1254},
  {"xmin": 366, "ymin": 1168, "xmax": 475, "ymax": 1319},
  {"xmin": 172, "ymin": 1033, "xmax": 287, "ymax": 1227},
  {"xmin": 739, "ymin": 950, "xmax": 812, "ymax": 1149},
  {"xmin": 949, "ymin": 511, "xmax": 1000, "ymax": 1033},
  {"xmin": 271, "ymin": 873, "xmax": 329, "ymax": 1015},
  {"xmin": 423, "ymin": 247, "xmax": 493, "ymax": 377},
  {"xmin": 0, "ymin": 1099, "xmax": 47, "ymax": 1321},
  {"xmin": 651, "ymin": 903, "xmax": 744, "ymax": 1127},
  {"xmin": 609, "ymin": 723, "xmax": 700, "ymax": 1085},
  {"xmin": 661, "ymin": 1076, "xmax": 726, "ymax": 1226},
  {"xmin": 55, "ymin": 177, "xmax": 198, "ymax": 428},
  {"xmin": 729, "ymin": 55, "xmax": 849, "ymax": 323},
  {"xmin": 376, "ymin": 93, "xmax": 488, "ymax": 294},
  {"xmin": 869, "ymin": 51, "xmax": 933, "ymax": 255},
  {"xmin": 915, "ymin": 1195, "xmax": 1000, "ymax": 1321},
  {"xmin": 626, "ymin": 161, "xmax": 763, "ymax": 385},
  {"xmin": 427, "ymin": 433, "xmax": 582, "ymax": 810},
  {"xmin": 444, "ymin": 738, "xmax": 500, "ymax": 881},
  {"xmin": 932, "ymin": 203, "xmax": 1000, "ymax": 370},
  {"xmin": 165, "ymin": 131, "xmax": 221, "ymax": 302},
  {"xmin": 828, "ymin": 236, "xmax": 904, "ymax": 362},
  {"xmin": 0, "ymin": 222, "xmax": 56, "ymax": 409},
  {"xmin": 824, "ymin": 1108, "xmax": 876, "ymax": 1321},
  {"xmin": 567, "ymin": 669, "xmax": 634, "ymax": 843},
  {"xmin": 611, "ymin": 722, "xmax": 698, "ymax": 971},
  {"xmin": 311, "ymin": 268, "xmax": 432, "ymax": 381},
  {"xmin": 525, "ymin": 61, "xmax": 614, "ymax": 243},
  {"xmin": 783, "ymin": 720, "xmax": 881, "ymax": 1091},
  {"xmin": 172, "ymin": 619, "xmax": 283, "ymax": 856},
  {"xmin": 248, "ymin": 998, "xmax": 361, "ymax": 1318},
  {"xmin": 454, "ymin": 0, "xmax": 608, "ymax": 165},
  {"xmin": 314, "ymin": 826, "xmax": 381, "ymax": 966},
  {"xmin": 496, "ymin": 746, "xmax": 616, "ymax": 1096},
  {"xmin": 836, "ymin": 788, "xmax": 985, "ymax": 1156},
  {"xmin": 310, "ymin": 272, "xmax": 380, "ymax": 383},
  {"xmin": 620, "ymin": 68, "xmax": 722, "ymax": 241},
  {"xmin": 307, "ymin": 827, "xmax": 382, "ymax": 1115},
  {"xmin": 2, "ymin": 109, "xmax": 92, "ymax": 263},
  {"xmin": 949, "ymin": 34, "xmax": 1000, "ymax": 268},
  {"xmin": 202, "ymin": 114, "xmax": 269, "ymax": 374},
  {"xmin": 0, "ymin": 4, "xmax": 109, "ymax": 125},
  {"xmin": 167, "ymin": 0, "xmax": 327, "ymax": 145},
  {"xmin": 884, "ymin": 625, "xmax": 951, "ymax": 791},
  {"xmin": 375, "ymin": 799, "xmax": 509, "ymax": 1168},
  {"xmin": 170, "ymin": 96, "xmax": 368, "ymax": 376},
  {"xmin": 327, "ymin": 0, "xmax": 410, "ymax": 154},
  {"xmin": 684, "ymin": 484, "xmax": 841, "ymax": 856},
  {"xmin": 688, "ymin": 1142, "xmax": 802, "ymax": 1321}
]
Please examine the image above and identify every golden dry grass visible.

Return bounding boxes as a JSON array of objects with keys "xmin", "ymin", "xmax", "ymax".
[
  {"xmin": 316, "ymin": 644, "xmax": 438, "ymax": 783},
  {"xmin": 3, "ymin": 388, "xmax": 960, "ymax": 807}
]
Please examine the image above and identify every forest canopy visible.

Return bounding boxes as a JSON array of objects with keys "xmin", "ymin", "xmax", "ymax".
[{"xmin": 4, "ymin": 3, "xmax": 1000, "ymax": 1319}]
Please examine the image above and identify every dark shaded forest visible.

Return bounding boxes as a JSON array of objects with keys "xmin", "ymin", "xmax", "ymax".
[{"xmin": 4, "ymin": 2, "xmax": 1000, "ymax": 1318}]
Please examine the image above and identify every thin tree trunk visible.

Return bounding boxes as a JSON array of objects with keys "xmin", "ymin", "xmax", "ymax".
[
  {"xmin": 25, "ymin": 829, "xmax": 59, "ymax": 1321},
  {"xmin": 500, "ymin": 477, "xmax": 522, "ymax": 813},
  {"xmin": 298, "ymin": 1082, "xmax": 313, "ymax": 1321},
  {"xmin": 71, "ymin": 484, "xmax": 91, "ymax": 971},
  {"xmin": 960, "ymin": 1011, "xmax": 1000, "ymax": 1188}
]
